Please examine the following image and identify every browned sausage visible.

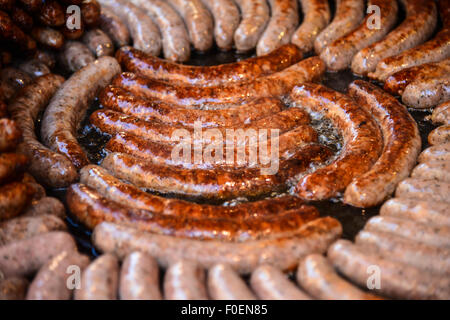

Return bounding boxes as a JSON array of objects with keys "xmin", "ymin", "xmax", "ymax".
[
  {"xmin": 18, "ymin": 59, "xmax": 51, "ymax": 78},
  {"xmin": 0, "ymin": 67, "xmax": 32, "ymax": 101},
  {"xmin": 402, "ymin": 72, "xmax": 449, "ymax": 108},
  {"xmin": 18, "ymin": 0, "xmax": 43, "ymax": 12},
  {"xmin": 0, "ymin": 277, "xmax": 29, "ymax": 300},
  {"xmin": 58, "ymin": 41, "xmax": 95, "ymax": 73},
  {"xmin": 0, "ymin": 182, "xmax": 34, "ymax": 222},
  {"xmin": 34, "ymin": 49, "xmax": 56, "ymax": 70},
  {"xmin": 31, "ymin": 26, "xmax": 64, "ymax": 50},
  {"xmin": 38, "ymin": 0, "xmax": 65, "ymax": 27},
  {"xmin": 81, "ymin": 0, "xmax": 101, "ymax": 27},
  {"xmin": 10, "ymin": 6, "xmax": 33, "ymax": 32},
  {"xmin": 430, "ymin": 100, "xmax": 450, "ymax": 125},
  {"xmin": 0, "ymin": 153, "xmax": 28, "ymax": 185},
  {"xmin": 428, "ymin": 125, "xmax": 450, "ymax": 145},
  {"xmin": 291, "ymin": 83, "xmax": 383, "ymax": 200},
  {"xmin": 0, "ymin": 10, "xmax": 36, "ymax": 52},
  {"xmin": 22, "ymin": 197, "xmax": 66, "ymax": 219}
]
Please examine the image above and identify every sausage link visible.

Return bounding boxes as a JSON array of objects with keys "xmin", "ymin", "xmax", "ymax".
[
  {"xmin": 320, "ymin": 0, "xmax": 398, "ymax": 71},
  {"xmin": 402, "ymin": 74, "xmax": 449, "ymax": 109},
  {"xmin": 75, "ymin": 254, "xmax": 119, "ymax": 300},
  {"xmin": 0, "ymin": 182, "xmax": 34, "ymax": 222},
  {"xmin": 428, "ymin": 125, "xmax": 450, "ymax": 145},
  {"xmin": 22, "ymin": 197, "xmax": 66, "ymax": 219},
  {"xmin": 418, "ymin": 143, "xmax": 450, "ymax": 162},
  {"xmin": 0, "ymin": 118, "xmax": 21, "ymax": 152},
  {"xmin": 353, "ymin": 0, "xmax": 438, "ymax": 75},
  {"xmin": 380, "ymin": 198, "xmax": 450, "ymax": 227},
  {"xmin": 81, "ymin": 0, "xmax": 101, "ymax": 27},
  {"xmin": 207, "ymin": 264, "xmax": 256, "ymax": 300},
  {"xmin": 119, "ymin": 252, "xmax": 162, "ymax": 300},
  {"xmin": 112, "ymin": 57, "xmax": 326, "ymax": 108},
  {"xmin": 92, "ymin": 218, "xmax": 342, "ymax": 274},
  {"xmin": 8, "ymin": 74, "xmax": 80, "ymax": 188},
  {"xmin": 411, "ymin": 161, "xmax": 450, "ymax": 183},
  {"xmin": 31, "ymin": 26, "xmax": 64, "ymax": 50},
  {"xmin": 41, "ymin": 56, "xmax": 121, "ymax": 169},
  {"xmin": 128, "ymin": 0, "xmax": 190, "ymax": 62},
  {"xmin": 81, "ymin": 28, "xmax": 114, "ymax": 57},
  {"xmin": 396, "ymin": 178, "xmax": 450, "ymax": 203},
  {"xmin": 115, "ymin": 44, "xmax": 303, "ymax": 87},
  {"xmin": 0, "ymin": 277, "xmax": 28, "ymax": 300},
  {"xmin": 328, "ymin": 240, "xmax": 450, "ymax": 300},
  {"xmin": 250, "ymin": 265, "xmax": 310, "ymax": 300},
  {"xmin": 0, "ymin": 153, "xmax": 28, "ymax": 185},
  {"xmin": 291, "ymin": 0, "xmax": 330, "ymax": 53},
  {"xmin": 18, "ymin": 59, "xmax": 50, "ymax": 78},
  {"xmin": 233, "ymin": 0, "xmax": 270, "ymax": 52},
  {"xmin": 291, "ymin": 83, "xmax": 383, "ymax": 200},
  {"xmin": 164, "ymin": 260, "xmax": 208, "ymax": 300},
  {"xmin": 0, "ymin": 10, "xmax": 36, "ymax": 52},
  {"xmin": 0, "ymin": 67, "xmax": 32, "ymax": 101},
  {"xmin": 343, "ymin": 81, "xmax": 421, "ymax": 207},
  {"xmin": 257, "ymin": 0, "xmax": 299, "ymax": 56},
  {"xmin": 58, "ymin": 41, "xmax": 95, "ymax": 73},
  {"xmin": 199, "ymin": 0, "xmax": 240, "ymax": 51},
  {"xmin": 98, "ymin": 5, "xmax": 130, "ymax": 47},
  {"xmin": 26, "ymin": 251, "xmax": 90, "ymax": 300},
  {"xmin": 297, "ymin": 254, "xmax": 382, "ymax": 300},
  {"xmin": 38, "ymin": 0, "xmax": 65, "ymax": 27},
  {"xmin": 80, "ymin": 164, "xmax": 309, "ymax": 220},
  {"xmin": 355, "ymin": 230, "xmax": 450, "ymax": 276},
  {"xmin": 430, "ymin": 100, "xmax": 450, "ymax": 125},
  {"xmin": 0, "ymin": 232, "xmax": 77, "ymax": 278},
  {"xmin": 10, "ymin": 6, "xmax": 34, "ymax": 32},
  {"xmin": 314, "ymin": 0, "xmax": 365, "ymax": 54}
]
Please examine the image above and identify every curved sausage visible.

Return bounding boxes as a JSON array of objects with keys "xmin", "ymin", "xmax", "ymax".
[
  {"xmin": 314, "ymin": 0, "xmax": 365, "ymax": 54},
  {"xmin": 291, "ymin": 83, "xmax": 383, "ymax": 200},
  {"xmin": 257, "ymin": 0, "xmax": 299, "ymax": 56},
  {"xmin": 164, "ymin": 260, "xmax": 208, "ymax": 300},
  {"xmin": 98, "ymin": 5, "xmax": 130, "ymax": 47},
  {"xmin": 343, "ymin": 80, "xmax": 421, "ymax": 207},
  {"xmin": 112, "ymin": 57, "xmax": 326, "ymax": 108},
  {"xmin": 402, "ymin": 75, "xmax": 449, "ymax": 109},
  {"xmin": 0, "ymin": 182, "xmax": 34, "ymax": 222},
  {"xmin": 0, "ymin": 153, "xmax": 28, "ymax": 185},
  {"xmin": 328, "ymin": 240, "xmax": 450, "ymax": 300},
  {"xmin": 93, "ymin": 217, "xmax": 342, "ymax": 274},
  {"xmin": 411, "ymin": 161, "xmax": 450, "ymax": 183},
  {"xmin": 128, "ymin": 0, "xmax": 190, "ymax": 62},
  {"xmin": 81, "ymin": 28, "xmax": 114, "ymax": 57},
  {"xmin": 234, "ymin": 0, "xmax": 269, "ymax": 52},
  {"xmin": 0, "ymin": 232, "xmax": 77, "ymax": 278},
  {"xmin": 58, "ymin": 41, "xmax": 95, "ymax": 73},
  {"xmin": 100, "ymin": 145, "xmax": 331, "ymax": 200},
  {"xmin": 291, "ymin": 0, "xmax": 331, "ymax": 53},
  {"xmin": 8, "ymin": 74, "xmax": 79, "ymax": 188},
  {"xmin": 75, "ymin": 254, "xmax": 119, "ymax": 300},
  {"xmin": 97, "ymin": 0, "xmax": 161, "ymax": 56},
  {"xmin": 370, "ymin": 0, "xmax": 450, "ymax": 81},
  {"xmin": 380, "ymin": 198, "xmax": 450, "ymax": 227},
  {"xmin": 250, "ymin": 265, "xmax": 310, "ymax": 300},
  {"xmin": 115, "ymin": 44, "xmax": 303, "ymax": 87},
  {"xmin": 353, "ymin": 0, "xmax": 438, "ymax": 75},
  {"xmin": 297, "ymin": 254, "xmax": 382, "ymax": 300},
  {"xmin": 430, "ymin": 101, "xmax": 450, "ymax": 125},
  {"xmin": 67, "ymin": 183, "xmax": 322, "ymax": 242},
  {"xmin": 41, "ymin": 56, "xmax": 121, "ymax": 169},
  {"xmin": 100, "ymin": 87, "xmax": 285, "ymax": 127},
  {"xmin": 119, "ymin": 252, "xmax": 162, "ymax": 300},
  {"xmin": 199, "ymin": 0, "xmax": 240, "ymax": 51},
  {"xmin": 428, "ymin": 125, "xmax": 450, "ymax": 145},
  {"xmin": 320, "ymin": 0, "xmax": 398, "ymax": 71},
  {"xmin": 418, "ymin": 143, "xmax": 450, "ymax": 162},
  {"xmin": 207, "ymin": 264, "xmax": 256, "ymax": 300},
  {"xmin": 26, "ymin": 251, "xmax": 90, "ymax": 300},
  {"xmin": 355, "ymin": 230, "xmax": 450, "ymax": 276},
  {"xmin": 79, "ymin": 164, "xmax": 310, "ymax": 220}
]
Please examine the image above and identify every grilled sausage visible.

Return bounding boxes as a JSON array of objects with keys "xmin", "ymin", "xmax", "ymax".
[
  {"xmin": 119, "ymin": 252, "xmax": 162, "ymax": 300},
  {"xmin": 257, "ymin": 0, "xmax": 299, "ymax": 56},
  {"xmin": 75, "ymin": 254, "xmax": 119, "ymax": 300},
  {"xmin": 38, "ymin": 0, "xmax": 65, "ymax": 27},
  {"xmin": 79, "ymin": 164, "xmax": 310, "ymax": 220},
  {"xmin": 355, "ymin": 230, "xmax": 450, "ymax": 276},
  {"xmin": 8, "ymin": 74, "xmax": 79, "ymax": 188},
  {"xmin": 428, "ymin": 125, "xmax": 450, "ymax": 145},
  {"xmin": 58, "ymin": 41, "xmax": 95, "ymax": 73},
  {"xmin": 98, "ymin": 5, "xmax": 130, "ymax": 47},
  {"xmin": 0, "ymin": 118, "xmax": 21, "ymax": 152},
  {"xmin": 250, "ymin": 265, "xmax": 310, "ymax": 300},
  {"xmin": 297, "ymin": 254, "xmax": 383, "ymax": 300},
  {"xmin": 380, "ymin": 198, "xmax": 450, "ymax": 227},
  {"xmin": 291, "ymin": 0, "xmax": 331, "ymax": 53},
  {"xmin": 0, "ymin": 214, "xmax": 67, "ymax": 246},
  {"xmin": 0, "ymin": 153, "xmax": 28, "ymax": 185},
  {"xmin": 97, "ymin": 0, "xmax": 161, "ymax": 56},
  {"xmin": 411, "ymin": 161, "xmax": 450, "ymax": 183},
  {"xmin": 199, "ymin": 0, "xmax": 240, "ymax": 51},
  {"xmin": 328, "ymin": 240, "xmax": 450, "ymax": 300},
  {"xmin": 402, "ymin": 74, "xmax": 449, "ymax": 109},
  {"xmin": 314, "ymin": 0, "xmax": 365, "ymax": 54},
  {"xmin": 396, "ymin": 178, "xmax": 450, "ymax": 203},
  {"xmin": 67, "ymin": 183, "xmax": 322, "ymax": 242},
  {"xmin": 0, "ymin": 182, "xmax": 34, "ymax": 222},
  {"xmin": 128, "ymin": 0, "xmax": 190, "ymax": 62},
  {"xmin": 93, "ymin": 218, "xmax": 342, "ymax": 274},
  {"xmin": 0, "ymin": 10, "xmax": 36, "ymax": 52},
  {"xmin": 0, "ymin": 67, "xmax": 32, "ymax": 101},
  {"xmin": 207, "ymin": 264, "xmax": 256, "ymax": 300},
  {"xmin": 0, "ymin": 232, "xmax": 77, "ymax": 278},
  {"xmin": 22, "ymin": 197, "xmax": 66, "ymax": 219},
  {"xmin": 41, "ymin": 56, "xmax": 121, "ymax": 169},
  {"xmin": 343, "ymin": 81, "xmax": 421, "ymax": 207},
  {"xmin": 167, "ymin": 0, "xmax": 213, "ymax": 52},
  {"xmin": 233, "ymin": 0, "xmax": 270, "ymax": 52},
  {"xmin": 430, "ymin": 100, "xmax": 450, "ymax": 125},
  {"xmin": 112, "ymin": 57, "xmax": 326, "ymax": 108},
  {"xmin": 418, "ymin": 143, "xmax": 450, "ymax": 162},
  {"xmin": 81, "ymin": 28, "xmax": 114, "ymax": 57},
  {"xmin": 27, "ymin": 251, "xmax": 90, "ymax": 300},
  {"xmin": 18, "ymin": 0, "xmax": 43, "ymax": 12},
  {"xmin": 164, "ymin": 260, "xmax": 208, "ymax": 300},
  {"xmin": 0, "ymin": 277, "xmax": 29, "ymax": 300},
  {"xmin": 10, "ymin": 6, "xmax": 33, "ymax": 31},
  {"xmin": 18, "ymin": 59, "xmax": 50, "ymax": 78},
  {"xmin": 291, "ymin": 83, "xmax": 383, "ymax": 200},
  {"xmin": 81, "ymin": 0, "xmax": 101, "ymax": 27},
  {"xmin": 320, "ymin": 0, "xmax": 398, "ymax": 71},
  {"xmin": 115, "ymin": 44, "xmax": 303, "ymax": 87},
  {"xmin": 370, "ymin": 0, "xmax": 450, "ymax": 81},
  {"xmin": 31, "ymin": 26, "xmax": 64, "ymax": 50},
  {"xmin": 100, "ymin": 87, "xmax": 286, "ymax": 128},
  {"xmin": 352, "ymin": 0, "xmax": 438, "ymax": 76}
]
